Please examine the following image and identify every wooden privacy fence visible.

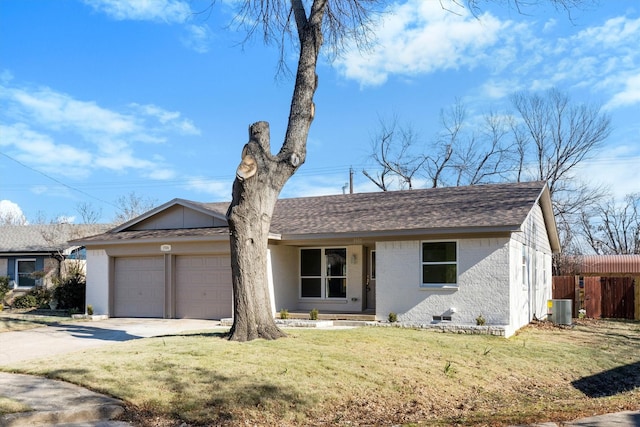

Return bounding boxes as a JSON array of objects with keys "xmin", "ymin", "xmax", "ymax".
[{"xmin": 552, "ymin": 276, "xmax": 638, "ymax": 320}]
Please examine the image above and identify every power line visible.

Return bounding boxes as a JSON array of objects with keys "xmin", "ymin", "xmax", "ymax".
[{"xmin": 0, "ymin": 151, "xmax": 121, "ymax": 210}]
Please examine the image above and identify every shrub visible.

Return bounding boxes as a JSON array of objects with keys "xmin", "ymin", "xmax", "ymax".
[
  {"xmin": 388, "ymin": 312, "xmax": 398, "ymax": 323},
  {"xmin": 476, "ymin": 314, "xmax": 486, "ymax": 326},
  {"xmin": 0, "ymin": 276, "xmax": 10, "ymax": 307},
  {"xmin": 309, "ymin": 308, "xmax": 319, "ymax": 320},
  {"xmin": 12, "ymin": 286, "xmax": 52, "ymax": 309},
  {"xmin": 12, "ymin": 294, "xmax": 38, "ymax": 309},
  {"xmin": 279, "ymin": 308, "xmax": 289, "ymax": 319},
  {"xmin": 87, "ymin": 304, "xmax": 94, "ymax": 315},
  {"xmin": 53, "ymin": 264, "xmax": 86, "ymax": 312}
]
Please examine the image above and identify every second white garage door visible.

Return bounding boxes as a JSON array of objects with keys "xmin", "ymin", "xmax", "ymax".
[{"xmin": 175, "ymin": 255, "xmax": 232, "ymax": 319}]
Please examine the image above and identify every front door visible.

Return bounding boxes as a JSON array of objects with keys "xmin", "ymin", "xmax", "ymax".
[{"xmin": 366, "ymin": 250, "xmax": 376, "ymax": 310}]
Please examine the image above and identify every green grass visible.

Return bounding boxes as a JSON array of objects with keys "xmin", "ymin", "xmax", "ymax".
[
  {"xmin": 0, "ymin": 311, "xmax": 76, "ymax": 332},
  {"xmin": 0, "ymin": 396, "xmax": 31, "ymax": 416},
  {"xmin": 2, "ymin": 319, "xmax": 639, "ymax": 426}
]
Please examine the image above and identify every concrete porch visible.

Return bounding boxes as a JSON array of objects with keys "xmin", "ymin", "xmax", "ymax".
[{"xmin": 282, "ymin": 310, "xmax": 376, "ymax": 321}]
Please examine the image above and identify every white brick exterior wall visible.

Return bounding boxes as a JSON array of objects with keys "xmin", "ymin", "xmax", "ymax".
[
  {"xmin": 509, "ymin": 204, "xmax": 553, "ymax": 331},
  {"xmin": 375, "ymin": 204, "xmax": 553, "ymax": 338},
  {"xmin": 376, "ymin": 238, "xmax": 511, "ymax": 326}
]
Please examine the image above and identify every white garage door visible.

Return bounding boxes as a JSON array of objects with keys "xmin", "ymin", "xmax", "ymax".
[
  {"xmin": 175, "ymin": 255, "xmax": 232, "ymax": 319},
  {"xmin": 113, "ymin": 256, "xmax": 164, "ymax": 317}
]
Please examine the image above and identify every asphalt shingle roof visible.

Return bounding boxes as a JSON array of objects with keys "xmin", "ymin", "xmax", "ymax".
[
  {"xmin": 0, "ymin": 224, "xmax": 111, "ymax": 252},
  {"xmin": 75, "ymin": 181, "xmax": 548, "ymax": 244},
  {"xmin": 265, "ymin": 181, "xmax": 546, "ymax": 236}
]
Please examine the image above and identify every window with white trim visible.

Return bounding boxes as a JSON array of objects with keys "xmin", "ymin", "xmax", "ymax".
[
  {"xmin": 421, "ymin": 242, "xmax": 457, "ymax": 288},
  {"xmin": 16, "ymin": 259, "xmax": 36, "ymax": 288},
  {"xmin": 300, "ymin": 248, "xmax": 347, "ymax": 299}
]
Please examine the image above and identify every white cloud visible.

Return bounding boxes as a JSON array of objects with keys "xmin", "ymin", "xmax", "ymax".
[
  {"xmin": 335, "ymin": 0, "xmax": 511, "ymax": 86},
  {"xmin": 8, "ymin": 86, "xmax": 137, "ymax": 136},
  {"xmin": 604, "ymin": 73, "xmax": 640, "ymax": 110},
  {"xmin": 185, "ymin": 177, "xmax": 231, "ymax": 198},
  {"xmin": 544, "ymin": 15, "xmax": 640, "ymax": 104},
  {"xmin": 82, "ymin": 0, "xmax": 213, "ymax": 53},
  {"xmin": 0, "ymin": 123, "xmax": 93, "ymax": 178},
  {"xmin": 182, "ymin": 24, "xmax": 213, "ymax": 54},
  {"xmin": 0, "ymin": 200, "xmax": 26, "ymax": 225},
  {"xmin": 0, "ymin": 80, "xmax": 201, "ymax": 180},
  {"xmin": 578, "ymin": 157, "xmax": 640, "ymax": 201},
  {"xmin": 129, "ymin": 102, "xmax": 201, "ymax": 135},
  {"xmin": 83, "ymin": 0, "xmax": 192, "ymax": 24},
  {"xmin": 146, "ymin": 168, "xmax": 178, "ymax": 180}
]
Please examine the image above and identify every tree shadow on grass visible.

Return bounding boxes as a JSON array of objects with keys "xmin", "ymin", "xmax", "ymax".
[
  {"xmin": 144, "ymin": 363, "xmax": 312, "ymax": 424},
  {"xmin": 572, "ymin": 361, "xmax": 640, "ymax": 397}
]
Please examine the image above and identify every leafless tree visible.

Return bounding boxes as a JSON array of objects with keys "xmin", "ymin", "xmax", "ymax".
[
  {"xmin": 580, "ymin": 193, "xmax": 640, "ymax": 254},
  {"xmin": 452, "ymin": 110, "xmax": 517, "ymax": 186},
  {"xmin": 212, "ymin": 0, "xmax": 593, "ymax": 341},
  {"xmin": 76, "ymin": 202, "xmax": 103, "ymax": 225},
  {"xmin": 363, "ymin": 117, "xmax": 426, "ymax": 190},
  {"xmin": 112, "ymin": 192, "xmax": 157, "ymax": 225},
  {"xmin": 511, "ymin": 88, "xmax": 611, "ymax": 212},
  {"xmin": 0, "ymin": 210, "xmax": 27, "ymax": 226}
]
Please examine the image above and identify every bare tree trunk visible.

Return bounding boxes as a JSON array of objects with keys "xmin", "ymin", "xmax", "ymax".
[
  {"xmin": 226, "ymin": 0, "xmax": 326, "ymax": 341},
  {"xmin": 227, "ymin": 122, "xmax": 289, "ymax": 341}
]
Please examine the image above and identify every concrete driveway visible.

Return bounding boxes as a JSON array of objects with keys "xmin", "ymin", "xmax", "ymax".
[{"xmin": 0, "ymin": 318, "xmax": 227, "ymax": 365}]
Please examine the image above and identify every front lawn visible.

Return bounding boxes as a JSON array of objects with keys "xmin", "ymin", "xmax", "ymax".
[
  {"xmin": 3, "ymin": 320, "xmax": 639, "ymax": 426},
  {"xmin": 0, "ymin": 310, "xmax": 75, "ymax": 332}
]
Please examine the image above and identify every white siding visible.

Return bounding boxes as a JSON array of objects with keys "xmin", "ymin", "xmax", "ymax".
[
  {"xmin": 509, "ymin": 203, "xmax": 553, "ymax": 332},
  {"xmin": 85, "ymin": 249, "xmax": 109, "ymax": 315},
  {"xmin": 376, "ymin": 238, "xmax": 511, "ymax": 326},
  {"xmin": 268, "ymin": 245, "xmax": 299, "ymax": 314}
]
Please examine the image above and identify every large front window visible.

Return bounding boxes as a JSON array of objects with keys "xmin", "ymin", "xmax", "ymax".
[
  {"xmin": 421, "ymin": 242, "xmax": 457, "ymax": 287},
  {"xmin": 16, "ymin": 259, "xmax": 36, "ymax": 288},
  {"xmin": 300, "ymin": 248, "xmax": 347, "ymax": 299}
]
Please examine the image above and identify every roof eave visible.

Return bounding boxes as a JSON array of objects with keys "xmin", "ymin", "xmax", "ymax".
[
  {"xmin": 275, "ymin": 225, "xmax": 521, "ymax": 243},
  {"xmin": 79, "ymin": 232, "xmax": 230, "ymax": 247},
  {"xmin": 537, "ymin": 184, "xmax": 561, "ymax": 253}
]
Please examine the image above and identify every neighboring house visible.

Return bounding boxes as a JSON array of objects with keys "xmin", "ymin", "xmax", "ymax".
[
  {"xmin": 77, "ymin": 181, "xmax": 559, "ymax": 337},
  {"xmin": 0, "ymin": 224, "xmax": 110, "ymax": 292}
]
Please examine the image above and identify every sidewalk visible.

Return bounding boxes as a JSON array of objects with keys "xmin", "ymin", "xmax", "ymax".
[
  {"xmin": 1, "ymin": 370, "xmax": 638, "ymax": 426},
  {"xmin": 0, "ymin": 373, "xmax": 126, "ymax": 427},
  {"xmin": 522, "ymin": 410, "xmax": 640, "ymax": 426}
]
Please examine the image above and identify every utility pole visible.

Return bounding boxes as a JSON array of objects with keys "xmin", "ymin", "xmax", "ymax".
[{"xmin": 349, "ymin": 167, "xmax": 354, "ymax": 194}]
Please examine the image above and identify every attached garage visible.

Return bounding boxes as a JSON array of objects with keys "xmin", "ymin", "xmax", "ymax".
[
  {"xmin": 113, "ymin": 256, "xmax": 165, "ymax": 317},
  {"xmin": 78, "ymin": 199, "xmax": 235, "ymax": 320},
  {"xmin": 175, "ymin": 255, "xmax": 232, "ymax": 319}
]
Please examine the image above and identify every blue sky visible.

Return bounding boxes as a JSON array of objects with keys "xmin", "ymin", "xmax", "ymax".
[{"xmin": 1, "ymin": 0, "xmax": 639, "ymax": 224}]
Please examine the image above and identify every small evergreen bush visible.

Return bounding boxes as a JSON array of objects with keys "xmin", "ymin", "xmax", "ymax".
[
  {"xmin": 279, "ymin": 308, "xmax": 289, "ymax": 319},
  {"xmin": 0, "ymin": 276, "xmax": 10, "ymax": 310},
  {"xmin": 388, "ymin": 312, "xmax": 398, "ymax": 323},
  {"xmin": 53, "ymin": 263, "xmax": 86, "ymax": 312},
  {"xmin": 12, "ymin": 286, "xmax": 52, "ymax": 309},
  {"xmin": 309, "ymin": 308, "xmax": 319, "ymax": 320},
  {"xmin": 12, "ymin": 293, "xmax": 38, "ymax": 308}
]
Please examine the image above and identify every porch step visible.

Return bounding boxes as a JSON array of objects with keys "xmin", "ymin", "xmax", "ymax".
[{"xmin": 285, "ymin": 312, "xmax": 376, "ymax": 321}]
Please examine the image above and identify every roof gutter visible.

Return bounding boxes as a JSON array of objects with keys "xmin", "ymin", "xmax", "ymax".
[{"xmin": 275, "ymin": 225, "xmax": 522, "ymax": 242}]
